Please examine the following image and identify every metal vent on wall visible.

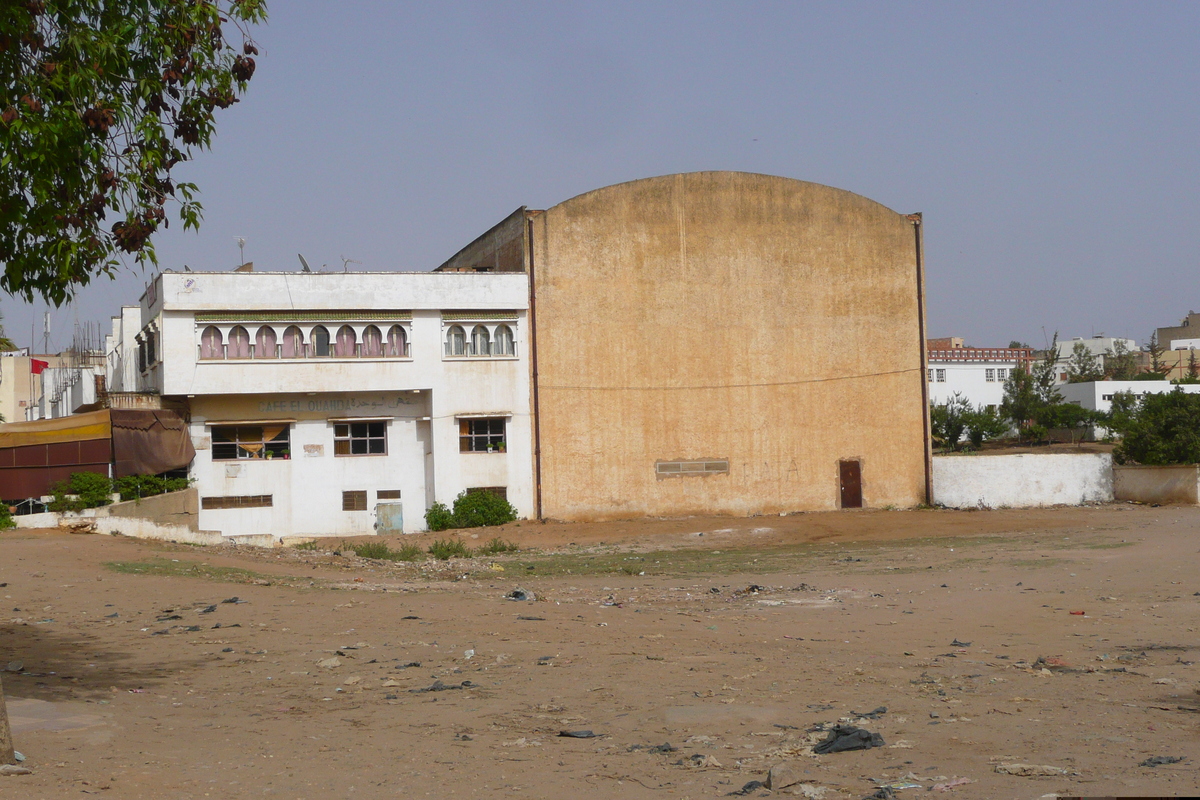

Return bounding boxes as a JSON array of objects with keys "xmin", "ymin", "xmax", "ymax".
[{"xmin": 655, "ymin": 459, "xmax": 730, "ymax": 478}]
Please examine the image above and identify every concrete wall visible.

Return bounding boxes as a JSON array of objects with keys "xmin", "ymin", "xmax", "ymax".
[
  {"xmin": 530, "ymin": 172, "xmax": 928, "ymax": 520},
  {"xmin": 933, "ymin": 453, "xmax": 1113, "ymax": 509},
  {"xmin": 98, "ymin": 488, "xmax": 199, "ymax": 530},
  {"xmin": 1113, "ymin": 464, "xmax": 1200, "ymax": 505}
]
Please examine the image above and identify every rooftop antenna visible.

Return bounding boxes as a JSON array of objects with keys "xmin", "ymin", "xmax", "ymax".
[
  {"xmin": 235, "ymin": 236, "xmax": 246, "ymax": 266},
  {"xmin": 297, "ymin": 253, "xmax": 312, "ymax": 273},
  {"xmin": 340, "ymin": 255, "xmax": 361, "ymax": 273}
]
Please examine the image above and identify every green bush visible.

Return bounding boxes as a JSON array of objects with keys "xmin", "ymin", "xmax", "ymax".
[
  {"xmin": 424, "ymin": 501, "xmax": 455, "ymax": 532},
  {"xmin": 478, "ymin": 536, "xmax": 518, "ymax": 555},
  {"xmin": 349, "ymin": 540, "xmax": 393, "ymax": 559},
  {"xmin": 0, "ymin": 505, "xmax": 14, "ymax": 530},
  {"xmin": 114, "ymin": 474, "xmax": 190, "ymax": 501},
  {"xmin": 450, "ymin": 490, "xmax": 518, "ymax": 528},
  {"xmin": 49, "ymin": 472, "xmax": 113, "ymax": 512},
  {"xmin": 1113, "ymin": 389, "xmax": 1200, "ymax": 465},
  {"xmin": 341, "ymin": 539, "xmax": 428, "ymax": 562},
  {"xmin": 428, "ymin": 538, "xmax": 473, "ymax": 560},
  {"xmin": 392, "ymin": 543, "xmax": 426, "ymax": 561}
]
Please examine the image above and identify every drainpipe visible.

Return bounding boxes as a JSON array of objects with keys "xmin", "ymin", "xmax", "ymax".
[
  {"xmin": 908, "ymin": 213, "xmax": 933, "ymax": 506},
  {"xmin": 527, "ymin": 216, "xmax": 544, "ymax": 521}
]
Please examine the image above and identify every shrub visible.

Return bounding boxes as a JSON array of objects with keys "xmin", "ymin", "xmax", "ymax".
[
  {"xmin": 392, "ymin": 543, "xmax": 426, "ymax": 561},
  {"xmin": 49, "ymin": 472, "xmax": 113, "ymax": 512},
  {"xmin": 0, "ymin": 505, "xmax": 14, "ymax": 530},
  {"xmin": 428, "ymin": 538, "xmax": 473, "ymax": 560},
  {"xmin": 292, "ymin": 540, "xmax": 320, "ymax": 551},
  {"xmin": 424, "ymin": 501, "xmax": 454, "ymax": 532},
  {"xmin": 450, "ymin": 489, "xmax": 518, "ymax": 528},
  {"xmin": 114, "ymin": 474, "xmax": 190, "ymax": 501},
  {"xmin": 1113, "ymin": 389, "xmax": 1200, "ymax": 465},
  {"xmin": 349, "ymin": 540, "xmax": 393, "ymax": 560},
  {"xmin": 478, "ymin": 536, "xmax": 518, "ymax": 555}
]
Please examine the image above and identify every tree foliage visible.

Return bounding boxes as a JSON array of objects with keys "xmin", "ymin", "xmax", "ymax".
[
  {"xmin": 1103, "ymin": 339, "xmax": 1140, "ymax": 381},
  {"xmin": 424, "ymin": 490, "xmax": 519, "ymax": 531},
  {"xmin": 0, "ymin": 0, "xmax": 265, "ymax": 304},
  {"xmin": 1146, "ymin": 332, "xmax": 1172, "ymax": 379},
  {"xmin": 1112, "ymin": 389, "xmax": 1200, "ymax": 465},
  {"xmin": 930, "ymin": 392, "xmax": 970, "ymax": 450},
  {"xmin": 1065, "ymin": 341, "xmax": 1103, "ymax": 383}
]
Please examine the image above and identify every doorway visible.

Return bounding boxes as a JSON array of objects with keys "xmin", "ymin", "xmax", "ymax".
[{"xmin": 839, "ymin": 460, "xmax": 862, "ymax": 509}]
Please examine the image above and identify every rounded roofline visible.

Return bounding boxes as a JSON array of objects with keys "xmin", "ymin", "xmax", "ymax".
[{"xmin": 546, "ymin": 171, "xmax": 910, "ymax": 218}]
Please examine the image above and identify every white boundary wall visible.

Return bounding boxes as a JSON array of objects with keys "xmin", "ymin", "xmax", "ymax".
[{"xmin": 933, "ymin": 453, "xmax": 1113, "ymax": 509}]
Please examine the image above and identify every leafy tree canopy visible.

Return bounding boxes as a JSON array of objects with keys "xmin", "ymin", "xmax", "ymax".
[
  {"xmin": 0, "ymin": 0, "xmax": 265, "ymax": 304},
  {"xmin": 1066, "ymin": 341, "xmax": 1104, "ymax": 383},
  {"xmin": 1112, "ymin": 389, "xmax": 1200, "ymax": 465}
]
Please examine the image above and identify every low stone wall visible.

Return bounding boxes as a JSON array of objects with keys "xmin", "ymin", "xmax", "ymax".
[
  {"xmin": 1113, "ymin": 464, "xmax": 1200, "ymax": 505},
  {"xmin": 933, "ymin": 453, "xmax": 1114, "ymax": 509},
  {"xmin": 98, "ymin": 487, "xmax": 200, "ymax": 530}
]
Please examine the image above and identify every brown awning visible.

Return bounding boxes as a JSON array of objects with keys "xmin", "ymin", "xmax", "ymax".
[
  {"xmin": 110, "ymin": 409, "xmax": 196, "ymax": 477},
  {"xmin": 0, "ymin": 409, "xmax": 111, "ymax": 448}
]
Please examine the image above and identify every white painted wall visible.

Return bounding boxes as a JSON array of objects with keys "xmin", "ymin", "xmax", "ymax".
[
  {"xmin": 932, "ymin": 453, "xmax": 1114, "ymax": 509},
  {"xmin": 1169, "ymin": 339, "xmax": 1200, "ymax": 350},
  {"xmin": 1058, "ymin": 380, "xmax": 1200, "ymax": 413},
  {"xmin": 110, "ymin": 270, "xmax": 535, "ymax": 539},
  {"xmin": 927, "ymin": 361, "xmax": 1018, "ymax": 409}
]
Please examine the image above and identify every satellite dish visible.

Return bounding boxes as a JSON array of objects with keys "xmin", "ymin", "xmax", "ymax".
[{"xmin": 297, "ymin": 254, "xmax": 312, "ymax": 273}]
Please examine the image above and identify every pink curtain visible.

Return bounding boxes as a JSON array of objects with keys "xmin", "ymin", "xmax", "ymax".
[
  {"xmin": 255, "ymin": 326, "xmax": 277, "ymax": 358},
  {"xmin": 200, "ymin": 326, "xmax": 223, "ymax": 359},
  {"xmin": 227, "ymin": 326, "xmax": 251, "ymax": 359},
  {"xmin": 362, "ymin": 326, "xmax": 383, "ymax": 357},
  {"xmin": 335, "ymin": 325, "xmax": 357, "ymax": 357},
  {"xmin": 281, "ymin": 326, "xmax": 304, "ymax": 358},
  {"xmin": 387, "ymin": 325, "xmax": 407, "ymax": 357}
]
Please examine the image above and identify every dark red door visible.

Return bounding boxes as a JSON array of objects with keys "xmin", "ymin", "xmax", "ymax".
[{"xmin": 839, "ymin": 460, "xmax": 862, "ymax": 509}]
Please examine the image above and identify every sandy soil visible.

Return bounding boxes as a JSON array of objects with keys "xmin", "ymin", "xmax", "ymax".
[{"xmin": 1, "ymin": 504, "xmax": 1198, "ymax": 799}]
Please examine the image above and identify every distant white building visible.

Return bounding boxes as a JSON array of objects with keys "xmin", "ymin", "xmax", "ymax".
[
  {"xmin": 107, "ymin": 270, "xmax": 533, "ymax": 539},
  {"xmin": 927, "ymin": 345, "xmax": 1033, "ymax": 410},
  {"xmin": 1053, "ymin": 336, "xmax": 1137, "ymax": 384},
  {"xmin": 1058, "ymin": 380, "xmax": 1200, "ymax": 414}
]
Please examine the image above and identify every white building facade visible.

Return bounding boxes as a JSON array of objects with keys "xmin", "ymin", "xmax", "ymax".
[
  {"xmin": 108, "ymin": 270, "xmax": 534, "ymax": 539},
  {"xmin": 927, "ymin": 346, "xmax": 1033, "ymax": 410},
  {"xmin": 1058, "ymin": 380, "xmax": 1200, "ymax": 413}
]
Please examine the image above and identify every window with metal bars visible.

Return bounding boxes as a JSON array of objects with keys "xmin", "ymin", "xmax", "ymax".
[
  {"xmin": 211, "ymin": 425, "xmax": 290, "ymax": 460},
  {"xmin": 459, "ymin": 418, "xmax": 506, "ymax": 452}
]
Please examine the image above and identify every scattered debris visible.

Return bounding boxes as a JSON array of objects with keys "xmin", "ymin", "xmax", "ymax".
[
  {"xmin": 0, "ymin": 765, "xmax": 33, "ymax": 776},
  {"xmin": 558, "ymin": 730, "xmax": 598, "ymax": 739},
  {"xmin": 950, "ymin": 639, "xmax": 972, "ymax": 647},
  {"xmin": 726, "ymin": 779, "xmax": 766, "ymax": 796},
  {"xmin": 766, "ymin": 761, "xmax": 804, "ymax": 790},
  {"xmin": 316, "ymin": 657, "xmax": 341, "ymax": 669},
  {"xmin": 932, "ymin": 777, "xmax": 973, "ymax": 791},
  {"xmin": 862, "ymin": 788, "xmax": 895, "ymax": 800},
  {"xmin": 813, "ymin": 725, "xmax": 885, "ymax": 754},
  {"xmin": 506, "ymin": 588, "xmax": 535, "ymax": 601},
  {"xmin": 394, "ymin": 661, "xmax": 421, "ymax": 669},
  {"xmin": 993, "ymin": 763, "xmax": 1069, "ymax": 776},
  {"xmin": 1139, "ymin": 755, "xmax": 1185, "ymax": 767},
  {"xmin": 680, "ymin": 753, "xmax": 722, "ymax": 768},
  {"xmin": 851, "ymin": 705, "xmax": 887, "ymax": 720},
  {"xmin": 410, "ymin": 680, "xmax": 474, "ymax": 693}
]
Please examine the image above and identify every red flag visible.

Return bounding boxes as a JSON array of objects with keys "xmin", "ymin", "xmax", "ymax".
[{"xmin": 30, "ymin": 359, "xmax": 48, "ymax": 374}]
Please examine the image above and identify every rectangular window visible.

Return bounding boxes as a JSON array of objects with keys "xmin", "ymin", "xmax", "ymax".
[
  {"xmin": 935, "ymin": 369, "xmax": 946, "ymax": 382},
  {"xmin": 376, "ymin": 489, "xmax": 402, "ymax": 500},
  {"xmin": 202, "ymin": 494, "xmax": 273, "ymax": 509},
  {"xmin": 656, "ymin": 459, "xmax": 730, "ymax": 477},
  {"xmin": 927, "ymin": 369, "xmax": 933, "ymax": 382},
  {"xmin": 211, "ymin": 425, "xmax": 290, "ymax": 460},
  {"xmin": 334, "ymin": 421, "xmax": 387, "ymax": 455},
  {"xmin": 342, "ymin": 490, "xmax": 368, "ymax": 511},
  {"xmin": 459, "ymin": 418, "xmax": 506, "ymax": 452},
  {"xmin": 985, "ymin": 368, "xmax": 995, "ymax": 382}
]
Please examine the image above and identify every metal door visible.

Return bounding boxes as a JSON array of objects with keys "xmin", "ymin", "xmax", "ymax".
[
  {"xmin": 839, "ymin": 460, "xmax": 862, "ymax": 509},
  {"xmin": 375, "ymin": 502, "xmax": 404, "ymax": 535}
]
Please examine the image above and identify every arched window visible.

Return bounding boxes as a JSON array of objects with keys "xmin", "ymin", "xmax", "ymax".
[
  {"xmin": 281, "ymin": 326, "xmax": 304, "ymax": 358},
  {"xmin": 311, "ymin": 326, "xmax": 330, "ymax": 357},
  {"xmin": 255, "ymin": 326, "xmax": 277, "ymax": 359},
  {"xmin": 200, "ymin": 326, "xmax": 224, "ymax": 360},
  {"xmin": 227, "ymin": 326, "xmax": 251, "ymax": 359},
  {"xmin": 470, "ymin": 325, "xmax": 491, "ymax": 356},
  {"xmin": 386, "ymin": 325, "xmax": 407, "ymax": 357},
  {"xmin": 494, "ymin": 325, "xmax": 514, "ymax": 356},
  {"xmin": 361, "ymin": 325, "xmax": 383, "ymax": 358},
  {"xmin": 335, "ymin": 325, "xmax": 357, "ymax": 357},
  {"xmin": 445, "ymin": 325, "xmax": 465, "ymax": 356}
]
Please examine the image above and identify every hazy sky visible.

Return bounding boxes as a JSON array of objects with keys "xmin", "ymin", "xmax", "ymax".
[{"xmin": 4, "ymin": 1, "xmax": 1198, "ymax": 352}]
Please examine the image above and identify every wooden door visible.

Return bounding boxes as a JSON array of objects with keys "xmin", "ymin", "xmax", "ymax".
[{"xmin": 839, "ymin": 460, "xmax": 862, "ymax": 509}]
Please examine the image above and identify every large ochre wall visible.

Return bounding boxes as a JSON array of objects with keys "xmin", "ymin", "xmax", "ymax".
[{"xmin": 529, "ymin": 172, "xmax": 928, "ymax": 520}]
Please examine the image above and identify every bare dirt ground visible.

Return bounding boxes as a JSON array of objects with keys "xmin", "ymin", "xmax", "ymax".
[{"xmin": 1, "ymin": 504, "xmax": 1198, "ymax": 799}]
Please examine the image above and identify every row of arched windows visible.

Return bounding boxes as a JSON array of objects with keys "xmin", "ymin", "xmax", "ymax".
[
  {"xmin": 200, "ymin": 325, "xmax": 409, "ymax": 360},
  {"xmin": 444, "ymin": 325, "xmax": 516, "ymax": 357}
]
